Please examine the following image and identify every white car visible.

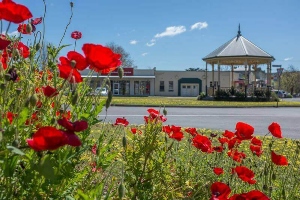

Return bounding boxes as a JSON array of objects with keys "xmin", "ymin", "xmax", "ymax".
[{"xmin": 90, "ymin": 87, "xmax": 108, "ymax": 96}]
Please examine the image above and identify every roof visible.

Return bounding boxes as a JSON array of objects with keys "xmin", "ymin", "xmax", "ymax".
[{"xmin": 203, "ymin": 26, "xmax": 275, "ymax": 63}]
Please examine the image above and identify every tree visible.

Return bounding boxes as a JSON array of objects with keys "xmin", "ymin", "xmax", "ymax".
[
  {"xmin": 280, "ymin": 65, "xmax": 300, "ymax": 94},
  {"xmin": 185, "ymin": 67, "xmax": 204, "ymax": 71},
  {"xmin": 106, "ymin": 42, "xmax": 136, "ymax": 68}
]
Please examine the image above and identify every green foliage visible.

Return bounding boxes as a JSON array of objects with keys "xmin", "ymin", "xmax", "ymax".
[{"xmin": 197, "ymin": 92, "xmax": 206, "ymax": 100}]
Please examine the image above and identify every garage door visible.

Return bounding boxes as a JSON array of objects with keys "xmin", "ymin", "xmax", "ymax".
[{"xmin": 181, "ymin": 84, "xmax": 198, "ymax": 97}]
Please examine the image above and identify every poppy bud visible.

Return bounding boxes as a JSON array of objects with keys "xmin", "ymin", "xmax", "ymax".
[
  {"xmin": 105, "ymin": 90, "xmax": 112, "ymax": 110},
  {"xmin": 4, "ymin": 74, "xmax": 11, "ymax": 81},
  {"xmin": 71, "ymin": 92, "xmax": 78, "ymax": 105},
  {"xmin": 122, "ymin": 136, "xmax": 127, "ymax": 148},
  {"xmin": 12, "ymin": 139, "xmax": 19, "ymax": 147},
  {"xmin": 118, "ymin": 183, "xmax": 125, "ymax": 199},
  {"xmin": 29, "ymin": 94, "xmax": 38, "ymax": 106},
  {"xmin": 35, "ymin": 43, "xmax": 41, "ymax": 51},
  {"xmin": 24, "ymin": 97, "xmax": 30, "ymax": 107},
  {"xmin": 26, "ymin": 23, "xmax": 32, "ymax": 34},
  {"xmin": 0, "ymin": 83, "xmax": 6, "ymax": 90},
  {"xmin": 70, "ymin": 2, "xmax": 74, "ymax": 7},
  {"xmin": 70, "ymin": 60, "xmax": 76, "ymax": 68},
  {"xmin": 118, "ymin": 67, "xmax": 124, "ymax": 79},
  {"xmin": 51, "ymin": 118, "xmax": 56, "ymax": 124},
  {"xmin": 163, "ymin": 107, "xmax": 167, "ymax": 116}
]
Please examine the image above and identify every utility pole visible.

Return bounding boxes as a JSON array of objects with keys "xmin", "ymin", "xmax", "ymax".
[{"xmin": 272, "ymin": 65, "xmax": 283, "ymax": 107}]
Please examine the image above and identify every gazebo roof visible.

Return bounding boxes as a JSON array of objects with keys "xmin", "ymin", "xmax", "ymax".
[{"xmin": 203, "ymin": 25, "xmax": 275, "ymax": 65}]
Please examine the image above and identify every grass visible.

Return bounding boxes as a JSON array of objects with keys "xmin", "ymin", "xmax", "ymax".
[{"xmin": 108, "ymin": 96, "xmax": 300, "ymax": 107}]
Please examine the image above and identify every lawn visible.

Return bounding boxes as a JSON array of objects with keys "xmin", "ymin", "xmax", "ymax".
[{"xmin": 109, "ymin": 96, "xmax": 300, "ymax": 107}]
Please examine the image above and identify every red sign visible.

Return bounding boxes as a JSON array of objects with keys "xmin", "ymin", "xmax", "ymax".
[{"xmin": 110, "ymin": 67, "xmax": 134, "ymax": 76}]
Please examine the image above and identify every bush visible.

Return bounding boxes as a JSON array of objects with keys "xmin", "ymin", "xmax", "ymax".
[{"xmin": 197, "ymin": 92, "xmax": 206, "ymax": 100}]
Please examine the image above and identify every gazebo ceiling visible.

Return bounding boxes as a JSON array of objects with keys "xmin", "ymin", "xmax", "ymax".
[{"xmin": 202, "ymin": 25, "xmax": 275, "ymax": 65}]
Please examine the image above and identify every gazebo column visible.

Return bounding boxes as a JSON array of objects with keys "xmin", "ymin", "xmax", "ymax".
[
  {"xmin": 205, "ymin": 62, "xmax": 208, "ymax": 96},
  {"xmin": 217, "ymin": 61, "xmax": 220, "ymax": 93},
  {"xmin": 212, "ymin": 63, "xmax": 215, "ymax": 96},
  {"xmin": 244, "ymin": 61, "xmax": 248, "ymax": 98},
  {"xmin": 231, "ymin": 65, "xmax": 234, "ymax": 88},
  {"xmin": 254, "ymin": 64, "xmax": 257, "ymax": 91}
]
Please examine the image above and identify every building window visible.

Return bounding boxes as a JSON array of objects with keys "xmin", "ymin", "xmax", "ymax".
[
  {"xmin": 168, "ymin": 81, "xmax": 174, "ymax": 92},
  {"xmin": 160, "ymin": 81, "xmax": 164, "ymax": 92}
]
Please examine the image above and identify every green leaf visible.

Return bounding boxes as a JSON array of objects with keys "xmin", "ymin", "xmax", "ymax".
[
  {"xmin": 0, "ymin": 130, "xmax": 2, "ymax": 142},
  {"xmin": 7, "ymin": 145, "xmax": 25, "ymax": 156},
  {"xmin": 17, "ymin": 107, "xmax": 29, "ymax": 126},
  {"xmin": 77, "ymin": 189, "xmax": 91, "ymax": 200},
  {"xmin": 39, "ymin": 154, "xmax": 56, "ymax": 181}
]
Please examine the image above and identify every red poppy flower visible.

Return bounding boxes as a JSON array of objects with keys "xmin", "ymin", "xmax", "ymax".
[
  {"xmin": 131, "ymin": 127, "xmax": 142, "ymax": 135},
  {"xmin": 92, "ymin": 144, "xmax": 97, "ymax": 155},
  {"xmin": 6, "ymin": 111, "xmax": 16, "ymax": 124},
  {"xmin": 71, "ymin": 31, "xmax": 82, "ymax": 40},
  {"xmin": 223, "ymin": 130, "xmax": 235, "ymax": 139},
  {"xmin": 210, "ymin": 182, "xmax": 231, "ymax": 200},
  {"xmin": 57, "ymin": 117, "xmax": 88, "ymax": 132},
  {"xmin": 144, "ymin": 108, "xmax": 167, "ymax": 123},
  {"xmin": 218, "ymin": 137, "xmax": 229, "ymax": 145},
  {"xmin": 235, "ymin": 122, "xmax": 254, "ymax": 140},
  {"xmin": 213, "ymin": 167, "xmax": 224, "ymax": 175},
  {"xmin": 31, "ymin": 17, "xmax": 42, "ymax": 25},
  {"xmin": 0, "ymin": 49, "xmax": 9, "ymax": 69},
  {"xmin": 251, "ymin": 137, "xmax": 262, "ymax": 146},
  {"xmin": 228, "ymin": 137, "xmax": 241, "ymax": 149},
  {"xmin": 234, "ymin": 166, "xmax": 256, "ymax": 184},
  {"xmin": 227, "ymin": 150, "xmax": 246, "ymax": 162},
  {"xmin": 82, "ymin": 43, "xmax": 121, "ymax": 74},
  {"xmin": 59, "ymin": 51, "xmax": 88, "ymax": 71},
  {"xmin": 42, "ymin": 86, "xmax": 59, "ymax": 97},
  {"xmin": 250, "ymin": 145, "xmax": 263, "ymax": 157},
  {"xmin": 268, "ymin": 122, "xmax": 282, "ymax": 138},
  {"xmin": 60, "ymin": 130, "xmax": 82, "ymax": 147},
  {"xmin": 213, "ymin": 145, "xmax": 224, "ymax": 153},
  {"xmin": 16, "ymin": 41, "xmax": 30, "ymax": 58},
  {"xmin": 0, "ymin": 35, "xmax": 11, "ymax": 50},
  {"xmin": 25, "ymin": 111, "xmax": 38, "ymax": 125},
  {"xmin": 185, "ymin": 127, "xmax": 198, "ymax": 137},
  {"xmin": 114, "ymin": 117, "xmax": 129, "ymax": 127},
  {"xmin": 0, "ymin": 0, "xmax": 33, "ymax": 24},
  {"xmin": 192, "ymin": 134, "xmax": 213, "ymax": 153},
  {"xmin": 27, "ymin": 126, "xmax": 68, "ymax": 151},
  {"xmin": 17, "ymin": 23, "xmax": 30, "ymax": 34},
  {"xmin": 58, "ymin": 65, "xmax": 83, "ymax": 83},
  {"xmin": 162, "ymin": 125, "xmax": 183, "ymax": 141},
  {"xmin": 229, "ymin": 190, "xmax": 270, "ymax": 200},
  {"xmin": 271, "ymin": 150, "xmax": 288, "ymax": 166}
]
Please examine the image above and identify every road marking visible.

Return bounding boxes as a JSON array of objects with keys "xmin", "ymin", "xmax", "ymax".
[{"xmin": 98, "ymin": 114, "xmax": 276, "ymax": 117}]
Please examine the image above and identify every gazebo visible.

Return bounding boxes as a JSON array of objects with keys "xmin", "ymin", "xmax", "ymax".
[{"xmin": 202, "ymin": 25, "xmax": 275, "ymax": 96}]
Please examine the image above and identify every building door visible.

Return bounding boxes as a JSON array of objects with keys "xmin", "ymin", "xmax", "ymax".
[
  {"xmin": 181, "ymin": 84, "xmax": 198, "ymax": 96},
  {"xmin": 113, "ymin": 82, "xmax": 119, "ymax": 95}
]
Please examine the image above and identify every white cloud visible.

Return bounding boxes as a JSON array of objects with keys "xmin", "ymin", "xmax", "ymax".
[
  {"xmin": 130, "ymin": 40, "xmax": 138, "ymax": 45},
  {"xmin": 2, "ymin": 31, "xmax": 18, "ymax": 37},
  {"xmin": 191, "ymin": 22, "xmax": 208, "ymax": 30},
  {"xmin": 146, "ymin": 39, "xmax": 156, "ymax": 47},
  {"xmin": 142, "ymin": 53, "xmax": 148, "ymax": 56},
  {"xmin": 154, "ymin": 26, "xmax": 186, "ymax": 38},
  {"xmin": 284, "ymin": 57, "xmax": 293, "ymax": 61}
]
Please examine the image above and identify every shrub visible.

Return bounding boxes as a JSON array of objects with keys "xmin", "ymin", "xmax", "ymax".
[{"xmin": 197, "ymin": 92, "xmax": 206, "ymax": 100}]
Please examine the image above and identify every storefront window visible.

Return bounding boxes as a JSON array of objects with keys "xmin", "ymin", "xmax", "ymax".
[
  {"xmin": 134, "ymin": 81, "xmax": 150, "ymax": 95},
  {"xmin": 111, "ymin": 80, "xmax": 130, "ymax": 95},
  {"xmin": 160, "ymin": 81, "xmax": 164, "ymax": 92},
  {"xmin": 169, "ymin": 81, "xmax": 174, "ymax": 92}
]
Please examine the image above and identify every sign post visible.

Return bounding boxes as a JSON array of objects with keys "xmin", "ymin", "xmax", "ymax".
[{"xmin": 272, "ymin": 65, "xmax": 283, "ymax": 107}]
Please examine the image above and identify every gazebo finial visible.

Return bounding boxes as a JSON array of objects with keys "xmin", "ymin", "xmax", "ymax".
[{"xmin": 237, "ymin": 24, "xmax": 241, "ymax": 37}]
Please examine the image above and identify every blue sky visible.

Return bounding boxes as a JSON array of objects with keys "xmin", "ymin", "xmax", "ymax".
[{"xmin": 5, "ymin": 0, "xmax": 300, "ymax": 71}]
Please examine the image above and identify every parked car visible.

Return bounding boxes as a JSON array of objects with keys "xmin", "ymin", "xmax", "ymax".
[
  {"xmin": 89, "ymin": 87, "xmax": 108, "ymax": 96},
  {"xmin": 271, "ymin": 90, "xmax": 285, "ymax": 98}
]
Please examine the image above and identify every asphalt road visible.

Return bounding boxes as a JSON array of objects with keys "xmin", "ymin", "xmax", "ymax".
[{"xmin": 98, "ymin": 106, "xmax": 300, "ymax": 139}]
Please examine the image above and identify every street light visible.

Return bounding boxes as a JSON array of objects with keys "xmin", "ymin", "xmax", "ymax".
[{"xmin": 272, "ymin": 65, "xmax": 284, "ymax": 107}]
